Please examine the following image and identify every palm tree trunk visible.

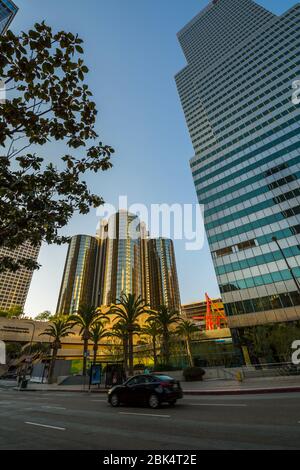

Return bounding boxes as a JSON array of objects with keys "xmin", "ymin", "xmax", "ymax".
[
  {"xmin": 128, "ymin": 331, "xmax": 134, "ymax": 376},
  {"xmin": 93, "ymin": 345, "xmax": 98, "ymax": 365},
  {"xmin": 186, "ymin": 338, "xmax": 194, "ymax": 367},
  {"xmin": 152, "ymin": 336, "xmax": 157, "ymax": 368},
  {"xmin": 123, "ymin": 336, "xmax": 128, "ymax": 375},
  {"xmin": 83, "ymin": 337, "xmax": 89, "ymax": 376},
  {"xmin": 163, "ymin": 328, "xmax": 170, "ymax": 365},
  {"xmin": 48, "ymin": 347, "xmax": 57, "ymax": 384}
]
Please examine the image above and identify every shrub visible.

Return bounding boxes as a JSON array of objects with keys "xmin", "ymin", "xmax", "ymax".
[{"xmin": 183, "ymin": 367, "xmax": 206, "ymax": 382}]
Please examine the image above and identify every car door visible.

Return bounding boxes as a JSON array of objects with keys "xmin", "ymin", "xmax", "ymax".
[
  {"xmin": 126, "ymin": 375, "xmax": 147, "ymax": 404},
  {"xmin": 123, "ymin": 376, "xmax": 140, "ymax": 404}
]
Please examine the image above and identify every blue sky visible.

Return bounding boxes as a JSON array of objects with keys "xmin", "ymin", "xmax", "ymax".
[{"xmin": 11, "ymin": 0, "xmax": 295, "ymax": 316}]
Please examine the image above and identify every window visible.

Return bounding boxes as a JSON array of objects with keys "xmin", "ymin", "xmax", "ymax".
[
  {"xmin": 265, "ymin": 163, "xmax": 288, "ymax": 177},
  {"xmin": 215, "ymin": 246, "xmax": 233, "ymax": 257},
  {"xmin": 237, "ymin": 240, "xmax": 256, "ymax": 251},
  {"xmin": 291, "ymin": 225, "xmax": 300, "ymax": 235},
  {"xmin": 126, "ymin": 376, "xmax": 143, "ymax": 386},
  {"xmin": 280, "ymin": 293, "xmax": 293, "ymax": 308}
]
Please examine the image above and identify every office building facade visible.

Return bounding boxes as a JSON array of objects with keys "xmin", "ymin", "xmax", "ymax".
[
  {"xmin": 0, "ymin": 243, "xmax": 40, "ymax": 311},
  {"xmin": 182, "ymin": 298, "xmax": 224, "ymax": 328},
  {"xmin": 57, "ymin": 212, "xmax": 182, "ymax": 313},
  {"xmin": 148, "ymin": 238, "xmax": 181, "ymax": 312},
  {"xmin": 175, "ymin": 0, "xmax": 300, "ymax": 331},
  {"xmin": 56, "ymin": 235, "xmax": 98, "ymax": 315},
  {"xmin": 97, "ymin": 211, "xmax": 143, "ymax": 306},
  {"xmin": 0, "ymin": 0, "xmax": 18, "ymax": 35}
]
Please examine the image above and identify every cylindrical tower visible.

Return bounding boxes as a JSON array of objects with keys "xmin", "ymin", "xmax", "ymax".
[
  {"xmin": 56, "ymin": 235, "xmax": 98, "ymax": 315},
  {"xmin": 100, "ymin": 211, "xmax": 143, "ymax": 306},
  {"xmin": 148, "ymin": 238, "xmax": 181, "ymax": 312}
]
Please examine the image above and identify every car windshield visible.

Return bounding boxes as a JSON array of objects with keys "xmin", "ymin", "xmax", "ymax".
[{"xmin": 153, "ymin": 375, "xmax": 174, "ymax": 381}]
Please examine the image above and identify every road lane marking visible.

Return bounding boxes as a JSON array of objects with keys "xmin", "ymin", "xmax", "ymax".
[
  {"xmin": 188, "ymin": 403, "xmax": 247, "ymax": 407},
  {"xmin": 25, "ymin": 421, "xmax": 66, "ymax": 431},
  {"xmin": 119, "ymin": 412, "xmax": 170, "ymax": 418},
  {"xmin": 42, "ymin": 406, "xmax": 66, "ymax": 410}
]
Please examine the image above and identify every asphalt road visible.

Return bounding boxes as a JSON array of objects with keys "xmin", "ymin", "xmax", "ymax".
[{"xmin": 0, "ymin": 387, "xmax": 300, "ymax": 450}]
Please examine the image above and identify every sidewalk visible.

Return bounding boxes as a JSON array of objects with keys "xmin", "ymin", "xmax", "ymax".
[
  {"xmin": 9, "ymin": 375, "xmax": 300, "ymax": 395},
  {"xmin": 182, "ymin": 375, "xmax": 300, "ymax": 395}
]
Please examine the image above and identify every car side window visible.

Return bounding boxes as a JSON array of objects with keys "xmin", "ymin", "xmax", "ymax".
[
  {"xmin": 144, "ymin": 376, "xmax": 155, "ymax": 384},
  {"xmin": 127, "ymin": 377, "xmax": 139, "ymax": 386},
  {"xmin": 136, "ymin": 376, "xmax": 146, "ymax": 384},
  {"xmin": 127, "ymin": 376, "xmax": 146, "ymax": 386}
]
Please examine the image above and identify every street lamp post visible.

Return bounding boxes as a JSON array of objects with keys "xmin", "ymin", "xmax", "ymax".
[{"xmin": 272, "ymin": 236, "xmax": 300, "ymax": 294}]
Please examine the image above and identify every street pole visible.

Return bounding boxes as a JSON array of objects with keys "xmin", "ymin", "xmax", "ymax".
[{"xmin": 272, "ymin": 236, "xmax": 300, "ymax": 294}]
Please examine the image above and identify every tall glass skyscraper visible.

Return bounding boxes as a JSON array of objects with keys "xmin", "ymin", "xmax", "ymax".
[
  {"xmin": 56, "ymin": 235, "xmax": 98, "ymax": 314},
  {"xmin": 175, "ymin": 0, "xmax": 300, "ymax": 334},
  {"xmin": 0, "ymin": 0, "xmax": 18, "ymax": 35},
  {"xmin": 57, "ymin": 212, "xmax": 182, "ymax": 313},
  {"xmin": 98, "ymin": 211, "xmax": 143, "ymax": 306},
  {"xmin": 148, "ymin": 238, "xmax": 181, "ymax": 312}
]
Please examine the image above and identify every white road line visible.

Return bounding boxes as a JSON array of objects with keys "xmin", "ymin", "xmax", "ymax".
[
  {"xmin": 25, "ymin": 421, "xmax": 66, "ymax": 431},
  {"xmin": 42, "ymin": 406, "xmax": 66, "ymax": 410},
  {"xmin": 119, "ymin": 412, "xmax": 170, "ymax": 418},
  {"xmin": 188, "ymin": 403, "xmax": 247, "ymax": 407}
]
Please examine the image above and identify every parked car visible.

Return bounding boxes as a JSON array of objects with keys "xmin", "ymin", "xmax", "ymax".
[{"xmin": 108, "ymin": 374, "xmax": 183, "ymax": 409}]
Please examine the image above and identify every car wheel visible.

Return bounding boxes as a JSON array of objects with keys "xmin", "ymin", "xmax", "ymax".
[
  {"xmin": 168, "ymin": 400, "xmax": 177, "ymax": 406},
  {"xmin": 149, "ymin": 394, "xmax": 160, "ymax": 409},
  {"xmin": 110, "ymin": 393, "xmax": 120, "ymax": 407}
]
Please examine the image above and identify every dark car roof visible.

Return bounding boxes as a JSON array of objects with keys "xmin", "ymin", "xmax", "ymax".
[{"xmin": 129, "ymin": 374, "xmax": 174, "ymax": 381}]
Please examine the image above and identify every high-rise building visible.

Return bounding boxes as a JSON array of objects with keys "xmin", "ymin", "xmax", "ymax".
[
  {"xmin": 98, "ymin": 211, "xmax": 143, "ymax": 306},
  {"xmin": 56, "ymin": 235, "xmax": 98, "ymax": 314},
  {"xmin": 57, "ymin": 212, "xmax": 182, "ymax": 313},
  {"xmin": 0, "ymin": 0, "xmax": 18, "ymax": 35},
  {"xmin": 175, "ymin": 0, "xmax": 300, "ymax": 334},
  {"xmin": 0, "ymin": 242, "xmax": 40, "ymax": 311},
  {"xmin": 148, "ymin": 238, "xmax": 181, "ymax": 312}
]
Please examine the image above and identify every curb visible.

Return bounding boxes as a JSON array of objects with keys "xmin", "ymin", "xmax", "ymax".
[
  {"xmin": 14, "ymin": 387, "xmax": 108, "ymax": 393},
  {"xmin": 183, "ymin": 386, "xmax": 300, "ymax": 395}
]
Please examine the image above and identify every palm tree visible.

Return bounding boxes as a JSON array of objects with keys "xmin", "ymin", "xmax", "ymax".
[
  {"xmin": 142, "ymin": 321, "xmax": 161, "ymax": 369},
  {"xmin": 90, "ymin": 320, "xmax": 110, "ymax": 364},
  {"xmin": 109, "ymin": 321, "xmax": 129, "ymax": 373},
  {"xmin": 40, "ymin": 317, "xmax": 74, "ymax": 384},
  {"xmin": 176, "ymin": 320, "xmax": 199, "ymax": 367},
  {"xmin": 70, "ymin": 304, "xmax": 107, "ymax": 376},
  {"xmin": 110, "ymin": 293, "xmax": 148, "ymax": 376},
  {"xmin": 21, "ymin": 342, "xmax": 51, "ymax": 359},
  {"xmin": 148, "ymin": 306, "xmax": 180, "ymax": 366}
]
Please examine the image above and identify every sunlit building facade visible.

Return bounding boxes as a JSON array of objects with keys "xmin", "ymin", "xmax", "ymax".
[
  {"xmin": 175, "ymin": 0, "xmax": 300, "ymax": 332},
  {"xmin": 98, "ymin": 211, "xmax": 143, "ymax": 306},
  {"xmin": 56, "ymin": 235, "xmax": 98, "ymax": 315},
  {"xmin": 0, "ymin": 242, "xmax": 40, "ymax": 311},
  {"xmin": 57, "ymin": 212, "xmax": 182, "ymax": 312},
  {"xmin": 148, "ymin": 238, "xmax": 181, "ymax": 312},
  {"xmin": 0, "ymin": 0, "xmax": 18, "ymax": 35}
]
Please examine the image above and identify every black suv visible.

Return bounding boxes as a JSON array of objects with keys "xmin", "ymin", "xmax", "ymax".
[{"xmin": 108, "ymin": 374, "xmax": 183, "ymax": 409}]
